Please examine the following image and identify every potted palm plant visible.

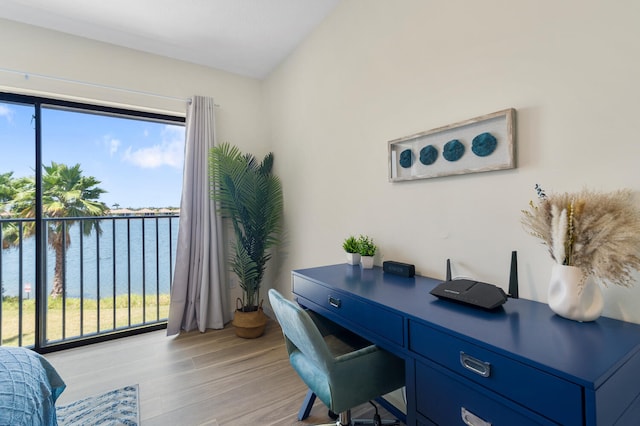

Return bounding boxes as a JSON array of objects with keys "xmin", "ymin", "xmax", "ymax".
[{"xmin": 209, "ymin": 143, "xmax": 284, "ymax": 338}]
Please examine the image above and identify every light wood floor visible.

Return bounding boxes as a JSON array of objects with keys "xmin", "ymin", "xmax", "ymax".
[{"xmin": 46, "ymin": 320, "xmax": 401, "ymax": 425}]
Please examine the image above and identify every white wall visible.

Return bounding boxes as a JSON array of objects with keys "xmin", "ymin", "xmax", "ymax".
[
  {"xmin": 0, "ymin": 18, "xmax": 266, "ymax": 151},
  {"xmin": 263, "ymin": 0, "xmax": 640, "ymax": 322}
]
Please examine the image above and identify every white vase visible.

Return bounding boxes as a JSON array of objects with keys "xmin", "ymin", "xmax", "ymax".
[
  {"xmin": 548, "ymin": 264, "xmax": 604, "ymax": 322},
  {"xmin": 346, "ymin": 252, "xmax": 360, "ymax": 265},
  {"xmin": 360, "ymin": 256, "xmax": 374, "ymax": 269}
]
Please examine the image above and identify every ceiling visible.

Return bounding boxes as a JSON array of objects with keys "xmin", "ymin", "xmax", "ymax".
[{"xmin": 0, "ymin": 0, "xmax": 341, "ymax": 79}]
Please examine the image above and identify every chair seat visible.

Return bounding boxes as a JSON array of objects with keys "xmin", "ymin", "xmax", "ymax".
[{"xmin": 323, "ymin": 331, "xmax": 371, "ymax": 358}]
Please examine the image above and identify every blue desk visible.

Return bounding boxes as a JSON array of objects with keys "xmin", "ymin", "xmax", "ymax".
[{"xmin": 292, "ymin": 264, "xmax": 640, "ymax": 425}]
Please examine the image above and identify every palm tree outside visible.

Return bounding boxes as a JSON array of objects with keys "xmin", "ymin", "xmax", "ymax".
[
  {"xmin": 3, "ymin": 162, "xmax": 108, "ymax": 297},
  {"xmin": 1, "ymin": 172, "xmax": 29, "ymax": 249},
  {"xmin": 0, "ymin": 171, "xmax": 17, "ymax": 207}
]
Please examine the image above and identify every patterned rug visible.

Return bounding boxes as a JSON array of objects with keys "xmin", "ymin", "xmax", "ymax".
[{"xmin": 56, "ymin": 384, "xmax": 139, "ymax": 425}]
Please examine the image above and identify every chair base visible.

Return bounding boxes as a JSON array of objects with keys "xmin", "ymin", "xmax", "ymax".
[
  {"xmin": 315, "ymin": 419, "xmax": 399, "ymax": 426},
  {"xmin": 336, "ymin": 419, "xmax": 400, "ymax": 425},
  {"xmin": 298, "ymin": 391, "xmax": 402, "ymax": 425},
  {"xmin": 338, "ymin": 409, "xmax": 401, "ymax": 426},
  {"xmin": 299, "ymin": 391, "xmax": 403, "ymax": 425},
  {"xmin": 316, "ymin": 421, "xmax": 399, "ymax": 426}
]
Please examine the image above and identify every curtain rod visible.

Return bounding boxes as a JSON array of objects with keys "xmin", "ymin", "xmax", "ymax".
[{"xmin": 0, "ymin": 67, "xmax": 217, "ymax": 106}]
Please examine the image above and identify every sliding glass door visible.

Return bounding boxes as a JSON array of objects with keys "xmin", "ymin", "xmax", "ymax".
[
  {"xmin": 0, "ymin": 100, "xmax": 37, "ymax": 347},
  {"xmin": 0, "ymin": 93, "xmax": 184, "ymax": 351}
]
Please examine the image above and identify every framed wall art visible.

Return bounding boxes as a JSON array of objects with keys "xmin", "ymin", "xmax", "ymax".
[{"xmin": 388, "ymin": 108, "xmax": 516, "ymax": 182}]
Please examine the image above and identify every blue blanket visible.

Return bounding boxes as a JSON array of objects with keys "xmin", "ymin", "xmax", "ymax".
[{"xmin": 0, "ymin": 347, "xmax": 66, "ymax": 425}]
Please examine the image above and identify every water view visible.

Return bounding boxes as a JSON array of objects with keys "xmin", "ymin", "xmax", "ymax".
[{"xmin": 1, "ymin": 215, "xmax": 179, "ymax": 299}]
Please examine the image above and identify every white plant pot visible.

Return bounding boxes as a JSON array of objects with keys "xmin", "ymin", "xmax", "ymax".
[
  {"xmin": 548, "ymin": 264, "xmax": 604, "ymax": 322},
  {"xmin": 360, "ymin": 256, "xmax": 374, "ymax": 269},
  {"xmin": 346, "ymin": 252, "xmax": 361, "ymax": 265}
]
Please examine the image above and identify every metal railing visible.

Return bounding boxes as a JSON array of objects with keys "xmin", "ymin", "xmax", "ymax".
[{"xmin": 0, "ymin": 214, "xmax": 178, "ymax": 348}]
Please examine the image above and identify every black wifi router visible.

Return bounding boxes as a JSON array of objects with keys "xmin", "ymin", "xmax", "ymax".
[{"xmin": 430, "ymin": 251, "xmax": 519, "ymax": 310}]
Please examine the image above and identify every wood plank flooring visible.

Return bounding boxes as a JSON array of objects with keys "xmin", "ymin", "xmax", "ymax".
[{"xmin": 45, "ymin": 320, "xmax": 401, "ymax": 425}]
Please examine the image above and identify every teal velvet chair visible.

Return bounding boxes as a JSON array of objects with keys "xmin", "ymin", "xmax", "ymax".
[{"xmin": 268, "ymin": 289, "xmax": 405, "ymax": 425}]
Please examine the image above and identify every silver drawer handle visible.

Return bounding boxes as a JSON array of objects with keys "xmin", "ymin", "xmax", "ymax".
[
  {"xmin": 328, "ymin": 295, "xmax": 341, "ymax": 308},
  {"xmin": 461, "ymin": 407, "xmax": 491, "ymax": 426},
  {"xmin": 460, "ymin": 352, "xmax": 491, "ymax": 377}
]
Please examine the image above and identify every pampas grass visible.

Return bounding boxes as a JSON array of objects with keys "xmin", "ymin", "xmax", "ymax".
[{"xmin": 522, "ymin": 187, "xmax": 640, "ymax": 287}]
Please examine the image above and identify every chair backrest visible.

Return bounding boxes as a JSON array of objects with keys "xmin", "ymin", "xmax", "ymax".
[{"xmin": 268, "ymin": 289, "xmax": 333, "ymax": 372}]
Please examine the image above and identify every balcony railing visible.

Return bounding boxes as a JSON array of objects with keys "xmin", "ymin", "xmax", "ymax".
[{"xmin": 0, "ymin": 214, "xmax": 178, "ymax": 349}]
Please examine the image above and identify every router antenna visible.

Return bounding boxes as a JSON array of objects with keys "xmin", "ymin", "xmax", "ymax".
[
  {"xmin": 446, "ymin": 259, "xmax": 452, "ymax": 281},
  {"xmin": 508, "ymin": 251, "xmax": 519, "ymax": 299}
]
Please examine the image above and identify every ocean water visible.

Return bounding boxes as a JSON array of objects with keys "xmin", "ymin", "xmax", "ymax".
[{"xmin": 0, "ymin": 216, "xmax": 179, "ymax": 299}]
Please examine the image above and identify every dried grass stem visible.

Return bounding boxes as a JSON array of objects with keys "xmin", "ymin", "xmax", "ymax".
[{"xmin": 522, "ymin": 188, "xmax": 640, "ymax": 287}]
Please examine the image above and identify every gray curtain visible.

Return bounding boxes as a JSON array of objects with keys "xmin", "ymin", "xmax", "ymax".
[{"xmin": 167, "ymin": 96, "xmax": 229, "ymax": 335}]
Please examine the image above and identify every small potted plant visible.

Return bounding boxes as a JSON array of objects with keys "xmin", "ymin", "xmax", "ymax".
[
  {"xmin": 343, "ymin": 235, "xmax": 360, "ymax": 265},
  {"xmin": 357, "ymin": 235, "xmax": 377, "ymax": 269}
]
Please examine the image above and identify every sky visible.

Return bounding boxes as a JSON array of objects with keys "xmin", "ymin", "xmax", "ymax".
[{"xmin": 0, "ymin": 101, "xmax": 185, "ymax": 208}]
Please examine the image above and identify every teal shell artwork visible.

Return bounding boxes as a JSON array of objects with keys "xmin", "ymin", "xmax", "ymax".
[
  {"xmin": 443, "ymin": 139, "xmax": 465, "ymax": 162},
  {"xmin": 419, "ymin": 145, "xmax": 438, "ymax": 165},
  {"xmin": 472, "ymin": 132, "xmax": 497, "ymax": 157},
  {"xmin": 399, "ymin": 149, "xmax": 413, "ymax": 168}
]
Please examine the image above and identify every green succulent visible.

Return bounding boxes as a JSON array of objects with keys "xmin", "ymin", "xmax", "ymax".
[
  {"xmin": 342, "ymin": 235, "xmax": 359, "ymax": 253},
  {"xmin": 357, "ymin": 235, "xmax": 377, "ymax": 256}
]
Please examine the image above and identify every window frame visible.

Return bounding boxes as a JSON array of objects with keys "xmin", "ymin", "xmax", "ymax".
[{"xmin": 0, "ymin": 91, "xmax": 185, "ymax": 352}]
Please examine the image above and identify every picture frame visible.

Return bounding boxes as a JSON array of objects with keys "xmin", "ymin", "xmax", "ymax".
[{"xmin": 388, "ymin": 108, "xmax": 516, "ymax": 182}]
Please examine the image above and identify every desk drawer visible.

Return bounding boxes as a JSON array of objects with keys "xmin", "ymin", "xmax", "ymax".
[
  {"xmin": 416, "ymin": 361, "xmax": 557, "ymax": 425},
  {"xmin": 293, "ymin": 275, "xmax": 403, "ymax": 346},
  {"xmin": 409, "ymin": 321, "xmax": 581, "ymax": 426}
]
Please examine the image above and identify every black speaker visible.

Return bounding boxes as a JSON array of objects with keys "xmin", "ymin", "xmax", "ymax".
[{"xmin": 383, "ymin": 261, "xmax": 415, "ymax": 277}]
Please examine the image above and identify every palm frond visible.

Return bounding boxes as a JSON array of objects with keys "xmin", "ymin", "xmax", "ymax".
[{"xmin": 1, "ymin": 162, "xmax": 109, "ymax": 296}]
